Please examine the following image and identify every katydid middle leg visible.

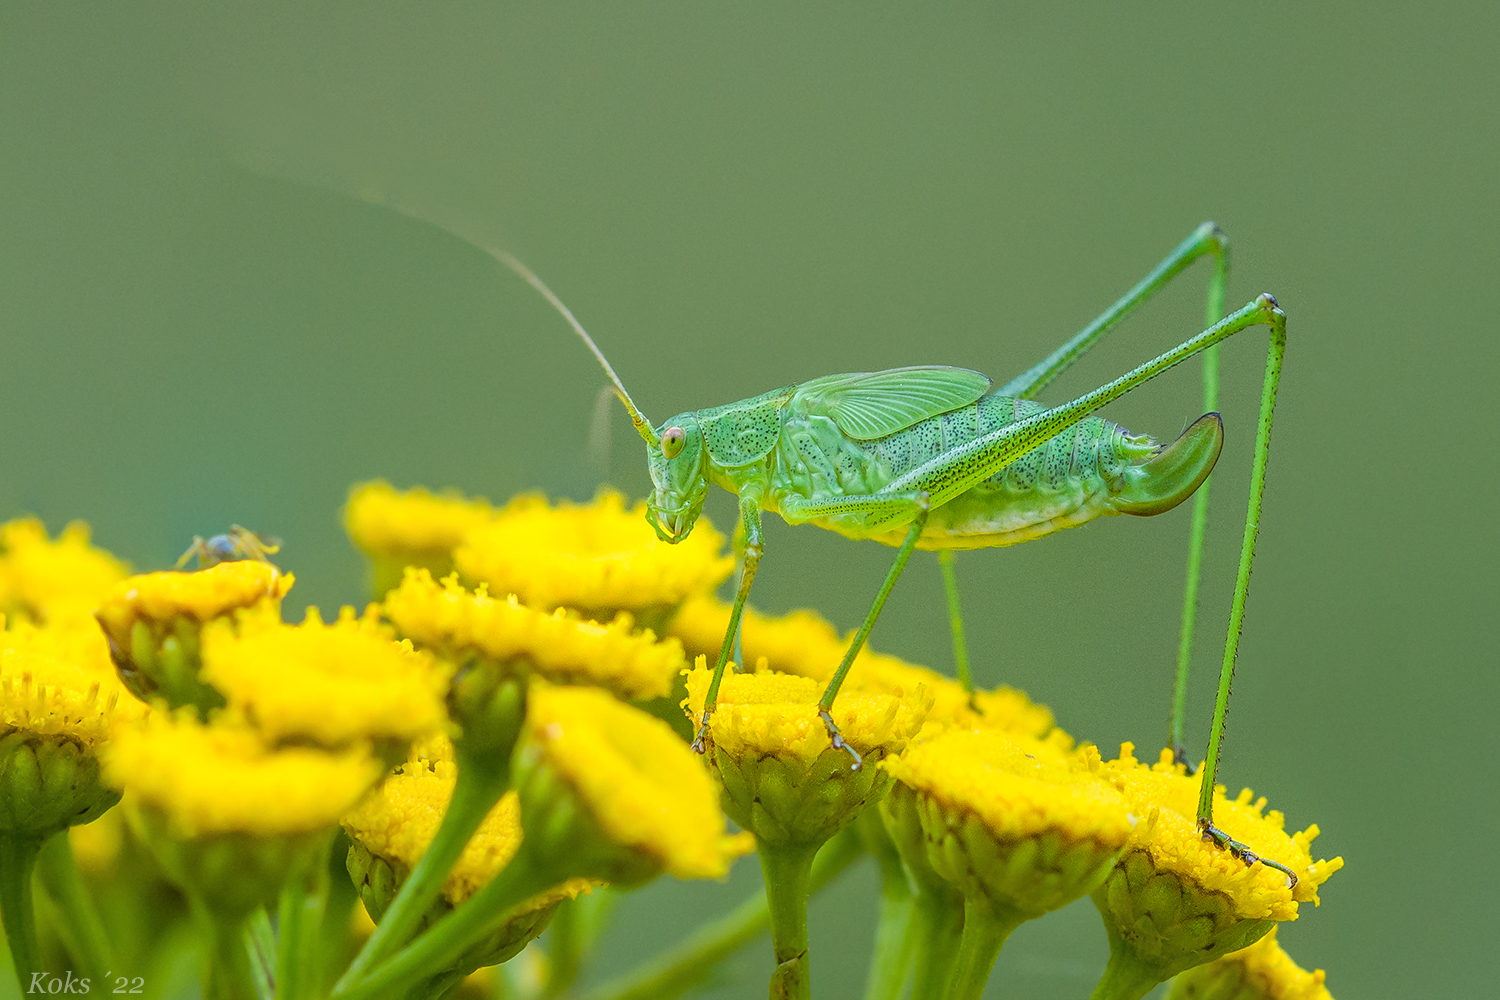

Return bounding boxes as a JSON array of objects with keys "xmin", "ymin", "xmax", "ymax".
[
  {"xmin": 941, "ymin": 223, "xmax": 1229, "ymax": 756},
  {"xmin": 778, "ymin": 489, "xmax": 934, "ymax": 769}
]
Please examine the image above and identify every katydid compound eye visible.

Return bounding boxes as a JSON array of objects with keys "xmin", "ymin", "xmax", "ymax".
[{"xmin": 661, "ymin": 426, "xmax": 686, "ymax": 459}]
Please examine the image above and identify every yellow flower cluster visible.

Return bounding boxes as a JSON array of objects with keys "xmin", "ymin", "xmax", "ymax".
[
  {"xmin": 105, "ymin": 714, "xmax": 381, "ymax": 839},
  {"xmin": 669, "ymin": 594, "xmax": 1057, "ymax": 738},
  {"xmin": 200, "ymin": 605, "xmax": 448, "ymax": 750},
  {"xmin": 94, "ymin": 560, "xmax": 292, "ymax": 647},
  {"xmin": 683, "ymin": 663, "xmax": 929, "ymax": 765},
  {"xmin": 1104, "ymin": 744, "xmax": 1343, "ymax": 920},
  {"xmin": 0, "ymin": 518, "xmax": 128, "ymax": 625},
  {"xmin": 345, "ymin": 481, "xmax": 499, "ymax": 560},
  {"xmin": 385, "ymin": 568, "xmax": 685, "ymax": 701},
  {"xmin": 1170, "ymin": 927, "xmax": 1334, "ymax": 1000},
  {"xmin": 456, "ymin": 490, "xmax": 733, "ymax": 620},
  {"xmin": 885, "ymin": 729, "xmax": 1125, "ymax": 850},
  {"xmin": 344, "ymin": 736, "xmax": 593, "ymax": 908},
  {"xmin": 522, "ymin": 682, "xmax": 751, "ymax": 880},
  {"xmin": 0, "ymin": 635, "xmax": 139, "ymax": 750}
]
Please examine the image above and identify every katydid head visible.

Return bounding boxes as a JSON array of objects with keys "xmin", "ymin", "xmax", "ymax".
[{"xmin": 645, "ymin": 412, "xmax": 709, "ymax": 543}]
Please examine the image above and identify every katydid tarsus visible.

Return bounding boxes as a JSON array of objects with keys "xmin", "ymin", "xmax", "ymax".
[{"xmin": 479, "ymin": 220, "xmax": 1292, "ymax": 881}]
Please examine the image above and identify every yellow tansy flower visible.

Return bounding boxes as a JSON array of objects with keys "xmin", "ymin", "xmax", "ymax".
[
  {"xmin": 344, "ymin": 747, "xmax": 595, "ymax": 974},
  {"xmin": 1169, "ymin": 927, "xmax": 1334, "ymax": 1000},
  {"xmin": 0, "ymin": 518, "xmax": 128, "ymax": 625},
  {"xmin": 346, "ymin": 742, "xmax": 597, "ymax": 904},
  {"xmin": 1088, "ymin": 745, "xmax": 1344, "ymax": 999},
  {"xmin": 682, "ymin": 663, "xmax": 927, "ymax": 1000},
  {"xmin": 1104, "ymin": 745, "xmax": 1342, "ymax": 919},
  {"xmin": 684, "ymin": 664, "xmax": 929, "ymax": 786},
  {"xmin": 0, "ymin": 630, "xmax": 141, "ymax": 837},
  {"xmin": 517, "ymin": 682, "xmax": 750, "ymax": 884},
  {"xmin": 200, "ymin": 605, "xmax": 448, "ymax": 755},
  {"xmin": 344, "ymin": 481, "xmax": 498, "ymax": 597},
  {"xmin": 455, "ymin": 490, "xmax": 733, "ymax": 628},
  {"xmin": 670, "ymin": 595, "xmax": 1058, "ymax": 739},
  {"xmin": 105, "ymin": 714, "xmax": 381, "ymax": 916},
  {"xmin": 105, "ymin": 715, "xmax": 380, "ymax": 840},
  {"xmin": 94, "ymin": 560, "xmax": 293, "ymax": 710},
  {"xmin": 384, "ymin": 568, "xmax": 685, "ymax": 702},
  {"xmin": 880, "ymin": 730, "xmax": 1133, "ymax": 999},
  {"xmin": 885, "ymin": 730, "xmax": 1126, "ymax": 863}
]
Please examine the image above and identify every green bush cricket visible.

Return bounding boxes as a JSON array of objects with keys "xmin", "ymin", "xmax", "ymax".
[{"xmin": 416, "ymin": 215, "xmax": 1292, "ymax": 879}]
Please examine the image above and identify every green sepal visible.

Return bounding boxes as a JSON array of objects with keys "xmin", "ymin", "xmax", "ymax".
[{"xmin": 0, "ymin": 733, "xmax": 120, "ymax": 839}]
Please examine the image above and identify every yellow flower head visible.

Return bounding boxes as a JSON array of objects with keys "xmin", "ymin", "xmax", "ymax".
[
  {"xmin": 1090, "ymin": 744, "xmax": 1345, "ymax": 985},
  {"xmin": 1105, "ymin": 745, "xmax": 1343, "ymax": 920},
  {"xmin": 344, "ymin": 737, "xmax": 595, "ymax": 971},
  {"xmin": 0, "ymin": 621, "xmax": 143, "ymax": 836},
  {"xmin": 670, "ymin": 595, "xmax": 1058, "ymax": 740},
  {"xmin": 384, "ymin": 569, "xmax": 685, "ymax": 701},
  {"xmin": 1168, "ymin": 927, "xmax": 1334, "ymax": 1000},
  {"xmin": 93, "ymin": 561, "xmax": 294, "ymax": 713},
  {"xmin": 455, "ymin": 490, "xmax": 733, "ymax": 626},
  {"xmin": 683, "ymin": 663, "xmax": 930, "ymax": 847},
  {"xmin": 0, "ymin": 633, "xmax": 143, "ymax": 750},
  {"xmin": 344, "ymin": 742, "xmax": 592, "ymax": 908},
  {"xmin": 94, "ymin": 560, "xmax": 293, "ymax": 650},
  {"xmin": 684, "ymin": 663, "xmax": 929, "ymax": 765},
  {"xmin": 104, "ymin": 714, "xmax": 380, "ymax": 839},
  {"xmin": 200, "ymin": 605, "xmax": 448, "ymax": 752},
  {"xmin": 883, "ymin": 729, "xmax": 1130, "ymax": 920},
  {"xmin": 0, "ymin": 518, "xmax": 128, "ymax": 624},
  {"xmin": 346, "ymin": 481, "xmax": 498, "ymax": 559},
  {"xmin": 516, "ymin": 682, "xmax": 750, "ymax": 883},
  {"xmin": 345, "ymin": 481, "xmax": 498, "ymax": 597}
]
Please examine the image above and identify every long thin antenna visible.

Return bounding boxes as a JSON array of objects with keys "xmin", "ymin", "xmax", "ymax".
[
  {"xmin": 342, "ymin": 189, "xmax": 660, "ymax": 448},
  {"xmin": 489, "ymin": 249, "xmax": 658, "ymax": 447}
]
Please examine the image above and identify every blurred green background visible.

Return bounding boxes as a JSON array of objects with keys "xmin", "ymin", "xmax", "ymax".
[{"xmin": 2, "ymin": 3, "xmax": 1494, "ymax": 997}]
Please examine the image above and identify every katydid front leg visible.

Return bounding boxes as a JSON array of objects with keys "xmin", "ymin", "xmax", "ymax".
[{"xmin": 691, "ymin": 492, "xmax": 764, "ymax": 754}]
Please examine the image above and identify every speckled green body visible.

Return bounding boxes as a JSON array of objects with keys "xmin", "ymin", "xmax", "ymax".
[{"xmin": 687, "ymin": 377, "xmax": 1210, "ymax": 550}]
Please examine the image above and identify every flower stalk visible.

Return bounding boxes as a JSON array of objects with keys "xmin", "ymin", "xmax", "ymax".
[
  {"xmin": 332, "ymin": 847, "xmax": 555, "ymax": 1000},
  {"xmin": 35, "ymin": 832, "xmax": 114, "ymax": 985},
  {"xmin": 0, "ymin": 831, "xmax": 44, "ymax": 992},
  {"xmin": 274, "ymin": 835, "xmax": 333, "ymax": 1000},
  {"xmin": 579, "ymin": 827, "xmax": 864, "ymax": 1000},
  {"xmin": 759, "ymin": 839, "xmax": 820, "ymax": 1000},
  {"xmin": 946, "ymin": 898, "xmax": 1024, "ymax": 1000}
]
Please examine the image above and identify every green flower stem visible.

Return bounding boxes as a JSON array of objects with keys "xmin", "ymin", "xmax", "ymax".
[
  {"xmin": 275, "ymin": 836, "xmax": 333, "ymax": 1000},
  {"xmin": 0, "ymin": 832, "xmax": 44, "ymax": 992},
  {"xmin": 35, "ymin": 832, "xmax": 113, "ymax": 984},
  {"xmin": 410, "ymin": 966, "xmax": 468, "ymax": 1000},
  {"xmin": 192, "ymin": 899, "xmax": 260, "ymax": 1000},
  {"xmin": 943, "ymin": 899, "xmax": 1024, "ymax": 1000},
  {"xmin": 334, "ymin": 747, "xmax": 511, "ymax": 991},
  {"xmin": 1087, "ymin": 936, "xmax": 1165, "ymax": 1000},
  {"xmin": 543, "ymin": 889, "xmax": 616, "ymax": 997},
  {"xmin": 331, "ymin": 849, "xmax": 554, "ymax": 1000},
  {"xmin": 758, "ymin": 839, "xmax": 821, "ymax": 1000},
  {"xmin": 580, "ymin": 827, "xmax": 864, "ymax": 1000},
  {"xmin": 246, "ymin": 909, "xmax": 276, "ymax": 1000},
  {"xmin": 861, "ymin": 825, "xmax": 915, "ymax": 1000},
  {"xmin": 908, "ymin": 885, "xmax": 965, "ymax": 1000}
]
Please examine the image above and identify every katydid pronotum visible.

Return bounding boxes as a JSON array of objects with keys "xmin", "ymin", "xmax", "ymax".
[{"xmin": 488, "ymin": 221, "xmax": 1292, "ymax": 882}]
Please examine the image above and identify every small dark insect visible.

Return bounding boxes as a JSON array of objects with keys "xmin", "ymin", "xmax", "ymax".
[{"xmin": 174, "ymin": 525, "xmax": 282, "ymax": 569}]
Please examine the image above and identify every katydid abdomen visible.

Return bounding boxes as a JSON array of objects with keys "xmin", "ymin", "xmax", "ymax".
[{"xmin": 774, "ymin": 391, "xmax": 1224, "ymax": 549}]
